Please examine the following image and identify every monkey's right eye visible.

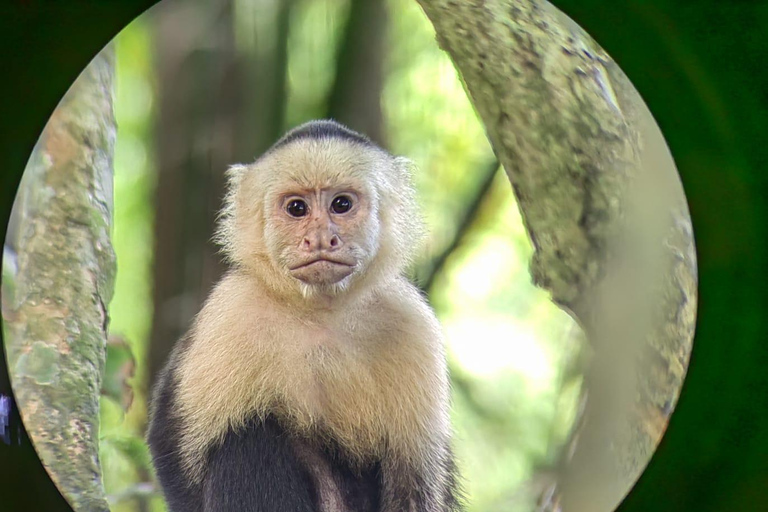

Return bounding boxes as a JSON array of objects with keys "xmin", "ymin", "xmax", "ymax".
[{"xmin": 286, "ymin": 199, "xmax": 308, "ymax": 218}]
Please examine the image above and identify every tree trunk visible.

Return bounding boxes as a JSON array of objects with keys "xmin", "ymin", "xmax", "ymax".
[
  {"xmin": 415, "ymin": 1, "xmax": 696, "ymax": 511},
  {"xmin": 325, "ymin": 0, "xmax": 388, "ymax": 146},
  {"xmin": 2, "ymin": 47, "xmax": 116, "ymax": 512},
  {"xmin": 148, "ymin": 0, "xmax": 239, "ymax": 391}
]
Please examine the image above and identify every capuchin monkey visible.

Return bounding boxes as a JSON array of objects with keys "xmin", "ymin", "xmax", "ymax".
[{"xmin": 147, "ymin": 120, "xmax": 461, "ymax": 512}]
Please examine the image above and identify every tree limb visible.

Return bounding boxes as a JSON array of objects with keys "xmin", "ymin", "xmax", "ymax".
[
  {"xmin": 3, "ymin": 47, "xmax": 116, "ymax": 512},
  {"xmin": 416, "ymin": 1, "xmax": 696, "ymax": 510}
]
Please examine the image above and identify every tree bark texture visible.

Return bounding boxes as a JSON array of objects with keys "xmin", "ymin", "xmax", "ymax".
[
  {"xmin": 2, "ymin": 47, "xmax": 116, "ymax": 512},
  {"xmin": 415, "ymin": 1, "xmax": 696, "ymax": 511}
]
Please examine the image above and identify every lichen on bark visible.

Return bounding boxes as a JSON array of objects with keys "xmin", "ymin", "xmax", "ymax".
[
  {"xmin": 416, "ymin": 1, "xmax": 697, "ymax": 511},
  {"xmin": 2, "ymin": 47, "xmax": 116, "ymax": 512}
]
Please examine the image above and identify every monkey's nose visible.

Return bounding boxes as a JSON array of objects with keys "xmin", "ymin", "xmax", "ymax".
[{"xmin": 302, "ymin": 232, "xmax": 342, "ymax": 252}]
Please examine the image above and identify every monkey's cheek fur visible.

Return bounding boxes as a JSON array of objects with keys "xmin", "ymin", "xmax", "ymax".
[{"xmin": 290, "ymin": 260, "xmax": 355, "ymax": 285}]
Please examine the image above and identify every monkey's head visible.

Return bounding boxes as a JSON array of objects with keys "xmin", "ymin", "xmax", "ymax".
[{"xmin": 217, "ymin": 120, "xmax": 423, "ymax": 300}]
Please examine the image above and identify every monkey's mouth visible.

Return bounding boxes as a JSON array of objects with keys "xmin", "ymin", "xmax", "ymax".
[
  {"xmin": 290, "ymin": 258, "xmax": 353, "ymax": 271},
  {"xmin": 289, "ymin": 258, "xmax": 355, "ymax": 285}
]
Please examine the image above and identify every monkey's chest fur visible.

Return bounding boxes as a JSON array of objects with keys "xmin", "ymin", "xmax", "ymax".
[
  {"xmin": 173, "ymin": 316, "xmax": 441, "ymax": 471},
  {"xmin": 151, "ymin": 331, "xmax": 443, "ymax": 512},
  {"xmin": 149, "ymin": 276, "xmax": 450, "ymax": 512},
  {"xmin": 210, "ymin": 414, "xmax": 382, "ymax": 512},
  {"xmin": 150, "ymin": 362, "xmax": 386, "ymax": 512}
]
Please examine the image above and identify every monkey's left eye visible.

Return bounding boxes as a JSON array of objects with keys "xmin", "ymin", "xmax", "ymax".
[
  {"xmin": 331, "ymin": 196, "xmax": 352, "ymax": 214},
  {"xmin": 286, "ymin": 199, "xmax": 308, "ymax": 217}
]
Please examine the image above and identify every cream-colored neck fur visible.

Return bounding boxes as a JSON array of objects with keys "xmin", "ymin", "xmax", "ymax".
[{"xmin": 175, "ymin": 270, "xmax": 450, "ymax": 482}]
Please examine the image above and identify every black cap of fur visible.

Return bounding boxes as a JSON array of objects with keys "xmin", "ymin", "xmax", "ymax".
[{"xmin": 272, "ymin": 119, "xmax": 373, "ymax": 151}]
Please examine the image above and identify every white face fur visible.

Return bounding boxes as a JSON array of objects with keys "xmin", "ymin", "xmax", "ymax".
[{"xmin": 218, "ymin": 135, "xmax": 421, "ymax": 300}]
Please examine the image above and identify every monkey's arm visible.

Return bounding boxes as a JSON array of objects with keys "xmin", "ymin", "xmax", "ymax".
[
  {"xmin": 202, "ymin": 416, "xmax": 317, "ymax": 512},
  {"xmin": 149, "ymin": 341, "xmax": 317, "ymax": 512},
  {"xmin": 148, "ymin": 356, "xmax": 205, "ymax": 512},
  {"xmin": 377, "ymin": 281, "xmax": 464, "ymax": 512},
  {"xmin": 378, "ymin": 442, "xmax": 462, "ymax": 512}
]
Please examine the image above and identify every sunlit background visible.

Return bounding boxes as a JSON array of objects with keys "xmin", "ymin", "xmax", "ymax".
[{"xmin": 101, "ymin": 0, "xmax": 580, "ymax": 510}]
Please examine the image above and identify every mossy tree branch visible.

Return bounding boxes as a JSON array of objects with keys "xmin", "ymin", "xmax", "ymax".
[
  {"xmin": 2, "ymin": 48, "xmax": 116, "ymax": 512},
  {"xmin": 416, "ymin": 1, "xmax": 697, "ymax": 511}
]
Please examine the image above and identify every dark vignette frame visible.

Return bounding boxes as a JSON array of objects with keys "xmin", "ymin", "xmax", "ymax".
[{"xmin": 1, "ymin": 1, "xmax": 766, "ymax": 511}]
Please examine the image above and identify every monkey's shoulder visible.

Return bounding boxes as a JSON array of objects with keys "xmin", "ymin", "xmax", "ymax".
[
  {"xmin": 186, "ymin": 271, "xmax": 287, "ymax": 341},
  {"xmin": 357, "ymin": 276, "xmax": 442, "ymax": 341}
]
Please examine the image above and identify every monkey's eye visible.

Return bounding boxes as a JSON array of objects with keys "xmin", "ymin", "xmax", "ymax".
[
  {"xmin": 331, "ymin": 195, "xmax": 352, "ymax": 214},
  {"xmin": 286, "ymin": 199, "xmax": 308, "ymax": 218}
]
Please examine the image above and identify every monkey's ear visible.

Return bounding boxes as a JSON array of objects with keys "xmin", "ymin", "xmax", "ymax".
[
  {"xmin": 220, "ymin": 163, "xmax": 249, "ymax": 212},
  {"xmin": 391, "ymin": 156, "xmax": 416, "ymax": 181},
  {"xmin": 214, "ymin": 163, "xmax": 250, "ymax": 260},
  {"xmin": 224, "ymin": 163, "xmax": 249, "ymax": 183},
  {"xmin": 221, "ymin": 164, "xmax": 250, "ymax": 209},
  {"xmin": 383, "ymin": 156, "xmax": 426, "ymax": 264}
]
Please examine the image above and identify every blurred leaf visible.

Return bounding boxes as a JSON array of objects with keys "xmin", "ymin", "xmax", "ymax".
[
  {"xmin": 102, "ymin": 335, "xmax": 136, "ymax": 413},
  {"xmin": 102, "ymin": 432, "xmax": 153, "ymax": 471}
]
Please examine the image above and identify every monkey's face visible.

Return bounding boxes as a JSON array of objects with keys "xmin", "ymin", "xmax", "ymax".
[
  {"xmin": 268, "ymin": 185, "xmax": 379, "ymax": 289},
  {"xmin": 222, "ymin": 134, "xmax": 420, "ymax": 299},
  {"xmin": 256, "ymin": 143, "xmax": 386, "ymax": 294}
]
